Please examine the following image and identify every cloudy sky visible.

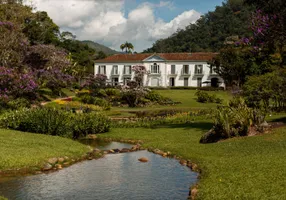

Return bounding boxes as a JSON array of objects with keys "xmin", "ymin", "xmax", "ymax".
[{"xmin": 25, "ymin": 0, "xmax": 223, "ymax": 52}]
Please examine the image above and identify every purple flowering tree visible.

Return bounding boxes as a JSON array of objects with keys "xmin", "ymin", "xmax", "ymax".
[
  {"xmin": 0, "ymin": 21, "xmax": 28, "ymax": 68},
  {"xmin": 81, "ymin": 74, "xmax": 107, "ymax": 95},
  {"xmin": 0, "ymin": 67, "xmax": 38, "ymax": 101}
]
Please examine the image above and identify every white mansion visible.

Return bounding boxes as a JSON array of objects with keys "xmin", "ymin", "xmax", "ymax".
[{"xmin": 94, "ymin": 53, "xmax": 224, "ymax": 88}]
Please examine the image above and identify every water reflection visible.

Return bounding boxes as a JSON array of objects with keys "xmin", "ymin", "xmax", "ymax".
[{"xmin": 0, "ymin": 151, "xmax": 197, "ymax": 200}]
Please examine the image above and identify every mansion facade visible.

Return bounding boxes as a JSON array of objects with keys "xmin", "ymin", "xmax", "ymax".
[{"xmin": 94, "ymin": 53, "xmax": 224, "ymax": 88}]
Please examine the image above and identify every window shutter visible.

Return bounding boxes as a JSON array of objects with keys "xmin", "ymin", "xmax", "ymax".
[{"xmin": 104, "ymin": 66, "xmax": 106, "ymax": 74}]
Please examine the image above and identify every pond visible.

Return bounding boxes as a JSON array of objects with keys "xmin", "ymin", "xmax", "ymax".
[{"xmin": 0, "ymin": 142, "xmax": 197, "ymax": 200}]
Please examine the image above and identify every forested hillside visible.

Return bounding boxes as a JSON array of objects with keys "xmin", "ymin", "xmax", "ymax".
[
  {"xmin": 144, "ymin": 0, "xmax": 254, "ymax": 53},
  {"xmin": 81, "ymin": 40, "xmax": 119, "ymax": 55}
]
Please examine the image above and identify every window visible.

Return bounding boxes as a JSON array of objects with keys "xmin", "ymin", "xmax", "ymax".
[
  {"xmin": 195, "ymin": 65, "xmax": 203, "ymax": 74},
  {"xmin": 197, "ymin": 77, "xmax": 202, "ymax": 87},
  {"xmin": 151, "ymin": 63, "xmax": 160, "ymax": 74},
  {"xmin": 124, "ymin": 65, "xmax": 131, "ymax": 75},
  {"xmin": 183, "ymin": 65, "xmax": 189, "ymax": 74},
  {"xmin": 171, "ymin": 65, "xmax": 176, "ymax": 74},
  {"xmin": 112, "ymin": 65, "xmax": 118, "ymax": 75},
  {"xmin": 123, "ymin": 77, "xmax": 131, "ymax": 85},
  {"xmin": 210, "ymin": 66, "xmax": 216, "ymax": 74},
  {"xmin": 98, "ymin": 65, "xmax": 106, "ymax": 74},
  {"xmin": 112, "ymin": 78, "xmax": 119, "ymax": 86}
]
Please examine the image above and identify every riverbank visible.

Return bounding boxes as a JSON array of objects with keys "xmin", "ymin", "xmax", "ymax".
[
  {"xmin": 0, "ymin": 129, "xmax": 89, "ymax": 172},
  {"xmin": 98, "ymin": 122, "xmax": 286, "ymax": 200}
]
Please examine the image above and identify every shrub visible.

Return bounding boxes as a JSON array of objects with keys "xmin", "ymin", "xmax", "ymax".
[
  {"xmin": 79, "ymin": 94, "xmax": 94, "ymax": 104},
  {"xmin": 200, "ymin": 97, "xmax": 266, "ymax": 143},
  {"xmin": 195, "ymin": 90, "xmax": 223, "ymax": 104},
  {"xmin": 105, "ymin": 88, "xmax": 120, "ymax": 97},
  {"xmin": 0, "ymin": 108, "xmax": 73, "ymax": 138},
  {"xmin": 72, "ymin": 112, "xmax": 110, "ymax": 139},
  {"xmin": 0, "ymin": 107, "xmax": 111, "ymax": 139},
  {"xmin": 93, "ymin": 97, "xmax": 111, "ymax": 110},
  {"xmin": 7, "ymin": 98, "xmax": 31, "ymax": 110}
]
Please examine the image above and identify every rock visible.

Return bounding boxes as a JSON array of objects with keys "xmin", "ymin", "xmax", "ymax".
[
  {"xmin": 47, "ymin": 158, "xmax": 58, "ymax": 165},
  {"xmin": 87, "ymin": 157, "xmax": 93, "ymax": 160},
  {"xmin": 191, "ymin": 163, "xmax": 199, "ymax": 171},
  {"xmin": 199, "ymin": 128, "xmax": 222, "ymax": 144},
  {"xmin": 162, "ymin": 153, "xmax": 167, "ymax": 157},
  {"xmin": 58, "ymin": 157, "xmax": 65, "ymax": 163},
  {"xmin": 62, "ymin": 162, "xmax": 70, "ymax": 167},
  {"xmin": 64, "ymin": 156, "xmax": 69, "ymax": 161},
  {"xmin": 191, "ymin": 187, "xmax": 198, "ymax": 200},
  {"xmin": 55, "ymin": 164, "xmax": 62, "ymax": 169},
  {"xmin": 87, "ymin": 134, "xmax": 97, "ymax": 139},
  {"xmin": 109, "ymin": 149, "xmax": 115, "ymax": 153},
  {"xmin": 138, "ymin": 157, "xmax": 149, "ymax": 162},
  {"xmin": 120, "ymin": 148, "xmax": 130, "ymax": 153},
  {"xmin": 167, "ymin": 151, "xmax": 171, "ymax": 156},
  {"xmin": 113, "ymin": 149, "xmax": 120, "ymax": 153},
  {"xmin": 42, "ymin": 163, "xmax": 52, "ymax": 171},
  {"xmin": 179, "ymin": 160, "xmax": 187, "ymax": 166},
  {"xmin": 93, "ymin": 148, "xmax": 101, "ymax": 154},
  {"xmin": 139, "ymin": 147, "xmax": 145, "ymax": 150},
  {"xmin": 103, "ymin": 151, "xmax": 108, "ymax": 154}
]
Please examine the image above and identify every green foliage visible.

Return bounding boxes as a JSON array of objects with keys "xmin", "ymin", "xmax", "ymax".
[
  {"xmin": 93, "ymin": 97, "xmax": 111, "ymax": 110},
  {"xmin": 0, "ymin": 107, "xmax": 73, "ymax": 138},
  {"xmin": 201, "ymin": 97, "xmax": 266, "ymax": 143},
  {"xmin": 0, "ymin": 107, "xmax": 111, "ymax": 139},
  {"xmin": 195, "ymin": 91, "xmax": 223, "ymax": 104},
  {"xmin": 144, "ymin": 0, "xmax": 254, "ymax": 53},
  {"xmin": 6, "ymin": 98, "xmax": 31, "ymax": 110},
  {"xmin": 72, "ymin": 112, "xmax": 110, "ymax": 139},
  {"xmin": 243, "ymin": 69, "xmax": 286, "ymax": 111}
]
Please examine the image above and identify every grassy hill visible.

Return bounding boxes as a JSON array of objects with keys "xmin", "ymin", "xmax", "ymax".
[{"xmin": 81, "ymin": 40, "xmax": 120, "ymax": 55}]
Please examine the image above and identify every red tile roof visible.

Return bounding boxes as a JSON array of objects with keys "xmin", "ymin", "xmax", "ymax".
[{"xmin": 95, "ymin": 52, "xmax": 218, "ymax": 63}]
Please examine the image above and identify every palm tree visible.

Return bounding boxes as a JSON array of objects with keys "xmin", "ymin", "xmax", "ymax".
[{"xmin": 120, "ymin": 41, "xmax": 134, "ymax": 53}]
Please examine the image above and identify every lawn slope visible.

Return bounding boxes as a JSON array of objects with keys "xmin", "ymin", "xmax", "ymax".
[{"xmin": 0, "ymin": 129, "xmax": 89, "ymax": 170}]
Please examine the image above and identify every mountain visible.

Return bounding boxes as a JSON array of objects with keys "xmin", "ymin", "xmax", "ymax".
[
  {"xmin": 143, "ymin": 0, "xmax": 254, "ymax": 53},
  {"xmin": 81, "ymin": 40, "xmax": 120, "ymax": 55}
]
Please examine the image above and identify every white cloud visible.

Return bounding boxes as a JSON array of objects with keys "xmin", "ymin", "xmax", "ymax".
[{"xmin": 25, "ymin": 0, "xmax": 201, "ymax": 52}]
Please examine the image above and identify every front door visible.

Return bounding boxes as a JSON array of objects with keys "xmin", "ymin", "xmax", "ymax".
[
  {"xmin": 169, "ymin": 78, "xmax": 175, "ymax": 86},
  {"xmin": 197, "ymin": 78, "xmax": 202, "ymax": 87},
  {"xmin": 184, "ymin": 78, "xmax": 188, "ymax": 87}
]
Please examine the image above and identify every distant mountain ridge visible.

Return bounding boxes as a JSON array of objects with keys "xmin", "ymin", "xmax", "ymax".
[{"xmin": 81, "ymin": 40, "xmax": 120, "ymax": 55}]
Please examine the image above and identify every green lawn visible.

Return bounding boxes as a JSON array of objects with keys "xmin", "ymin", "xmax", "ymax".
[
  {"xmin": 99, "ymin": 123, "xmax": 286, "ymax": 200},
  {"xmin": 0, "ymin": 129, "xmax": 89, "ymax": 170},
  {"xmin": 108, "ymin": 89, "xmax": 232, "ymax": 117}
]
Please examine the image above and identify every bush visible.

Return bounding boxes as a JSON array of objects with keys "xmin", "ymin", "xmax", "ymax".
[
  {"xmin": 0, "ymin": 108, "xmax": 73, "ymax": 138},
  {"xmin": 7, "ymin": 98, "xmax": 31, "ymax": 110},
  {"xmin": 195, "ymin": 91, "xmax": 223, "ymax": 104},
  {"xmin": 105, "ymin": 88, "xmax": 120, "ymax": 96},
  {"xmin": 93, "ymin": 97, "xmax": 111, "ymax": 110},
  {"xmin": 0, "ymin": 107, "xmax": 111, "ymax": 139},
  {"xmin": 200, "ymin": 97, "xmax": 266, "ymax": 143},
  {"xmin": 145, "ymin": 90, "xmax": 178, "ymax": 105},
  {"xmin": 72, "ymin": 112, "xmax": 110, "ymax": 139}
]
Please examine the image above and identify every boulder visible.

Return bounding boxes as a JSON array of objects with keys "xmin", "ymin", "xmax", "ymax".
[
  {"xmin": 179, "ymin": 159, "xmax": 187, "ymax": 166},
  {"xmin": 62, "ymin": 162, "xmax": 70, "ymax": 167},
  {"xmin": 42, "ymin": 163, "xmax": 52, "ymax": 171},
  {"xmin": 113, "ymin": 149, "xmax": 120, "ymax": 153},
  {"xmin": 64, "ymin": 156, "xmax": 69, "ymax": 161},
  {"xmin": 93, "ymin": 148, "xmax": 101, "ymax": 154},
  {"xmin": 47, "ymin": 158, "xmax": 58, "ymax": 165},
  {"xmin": 138, "ymin": 157, "xmax": 149, "ymax": 162},
  {"xmin": 55, "ymin": 164, "xmax": 62, "ymax": 169},
  {"xmin": 58, "ymin": 157, "xmax": 65, "ymax": 163},
  {"xmin": 108, "ymin": 149, "xmax": 115, "ymax": 153},
  {"xmin": 120, "ymin": 148, "xmax": 130, "ymax": 153},
  {"xmin": 199, "ymin": 129, "xmax": 222, "ymax": 144}
]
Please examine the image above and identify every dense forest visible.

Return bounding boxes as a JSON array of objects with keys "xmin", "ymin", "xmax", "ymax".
[{"xmin": 144, "ymin": 0, "xmax": 254, "ymax": 53}]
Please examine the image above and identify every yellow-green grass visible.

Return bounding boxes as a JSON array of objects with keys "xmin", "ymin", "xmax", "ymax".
[
  {"xmin": 99, "ymin": 123, "xmax": 286, "ymax": 200},
  {"xmin": 0, "ymin": 129, "xmax": 89, "ymax": 171},
  {"xmin": 108, "ymin": 90, "xmax": 232, "ymax": 117}
]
